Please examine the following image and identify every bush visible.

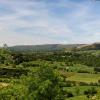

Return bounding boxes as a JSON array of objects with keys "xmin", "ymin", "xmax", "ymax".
[
  {"xmin": 21, "ymin": 62, "xmax": 40, "ymax": 68},
  {"xmin": 78, "ymin": 70, "xmax": 90, "ymax": 73},
  {"xmin": 84, "ymin": 87, "xmax": 97, "ymax": 96},
  {"xmin": 66, "ymin": 91, "xmax": 74, "ymax": 97},
  {"xmin": 98, "ymin": 80, "xmax": 100, "ymax": 84},
  {"xmin": 89, "ymin": 82, "xmax": 98, "ymax": 86},
  {"xmin": 79, "ymin": 82, "xmax": 89, "ymax": 86}
]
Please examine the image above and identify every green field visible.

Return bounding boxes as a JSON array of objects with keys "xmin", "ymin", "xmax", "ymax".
[
  {"xmin": 0, "ymin": 48, "xmax": 100, "ymax": 99},
  {"xmin": 67, "ymin": 73, "xmax": 100, "ymax": 83}
]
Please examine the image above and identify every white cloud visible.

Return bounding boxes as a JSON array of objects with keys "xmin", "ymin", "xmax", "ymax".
[
  {"xmin": 0, "ymin": 0, "xmax": 100, "ymax": 46},
  {"xmin": 0, "ymin": 0, "xmax": 73, "ymax": 45},
  {"xmin": 0, "ymin": 32, "xmax": 61, "ymax": 46}
]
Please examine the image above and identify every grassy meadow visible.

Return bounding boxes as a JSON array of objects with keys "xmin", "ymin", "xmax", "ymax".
[{"xmin": 0, "ymin": 48, "xmax": 100, "ymax": 100}]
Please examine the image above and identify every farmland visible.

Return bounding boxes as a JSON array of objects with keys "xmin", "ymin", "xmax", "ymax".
[
  {"xmin": 0, "ymin": 47, "xmax": 100, "ymax": 100},
  {"xmin": 67, "ymin": 73, "xmax": 100, "ymax": 83}
]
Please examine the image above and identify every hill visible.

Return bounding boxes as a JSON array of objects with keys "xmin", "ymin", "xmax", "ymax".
[
  {"xmin": 8, "ymin": 42, "xmax": 100, "ymax": 52},
  {"xmin": 78, "ymin": 43, "xmax": 100, "ymax": 50},
  {"xmin": 9, "ymin": 44, "xmax": 83, "ymax": 52}
]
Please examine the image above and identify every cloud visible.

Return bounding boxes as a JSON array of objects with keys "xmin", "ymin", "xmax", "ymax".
[
  {"xmin": 0, "ymin": 32, "xmax": 61, "ymax": 46},
  {"xmin": 0, "ymin": 0, "xmax": 100, "ymax": 46}
]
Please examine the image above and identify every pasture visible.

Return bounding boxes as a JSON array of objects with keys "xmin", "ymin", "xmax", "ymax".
[{"xmin": 67, "ymin": 73, "xmax": 100, "ymax": 83}]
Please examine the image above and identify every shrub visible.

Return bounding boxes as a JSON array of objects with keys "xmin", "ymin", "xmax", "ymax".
[
  {"xmin": 79, "ymin": 82, "xmax": 89, "ymax": 86},
  {"xmin": 77, "ymin": 70, "xmax": 90, "ymax": 73},
  {"xmin": 84, "ymin": 87, "xmax": 97, "ymax": 96},
  {"xmin": 66, "ymin": 91, "xmax": 74, "ymax": 97}
]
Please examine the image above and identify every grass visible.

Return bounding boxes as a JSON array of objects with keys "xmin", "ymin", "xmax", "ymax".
[
  {"xmin": 66, "ymin": 95, "xmax": 88, "ymax": 100},
  {"xmin": 66, "ymin": 94, "xmax": 100, "ymax": 100},
  {"xmin": 66, "ymin": 73, "xmax": 100, "ymax": 83},
  {"xmin": 67, "ymin": 64, "xmax": 94, "ymax": 73},
  {"xmin": 0, "ymin": 82, "xmax": 9, "ymax": 88},
  {"xmin": 63, "ymin": 86, "xmax": 100, "ymax": 94},
  {"xmin": 64, "ymin": 86, "xmax": 100, "ymax": 100}
]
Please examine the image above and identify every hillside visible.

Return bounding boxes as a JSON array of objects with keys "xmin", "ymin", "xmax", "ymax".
[
  {"xmin": 9, "ymin": 44, "xmax": 84, "ymax": 52},
  {"xmin": 78, "ymin": 43, "xmax": 100, "ymax": 50},
  {"xmin": 8, "ymin": 43, "xmax": 100, "ymax": 52}
]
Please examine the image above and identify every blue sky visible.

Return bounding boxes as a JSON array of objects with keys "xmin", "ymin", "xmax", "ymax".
[{"xmin": 0, "ymin": 0, "xmax": 100, "ymax": 46}]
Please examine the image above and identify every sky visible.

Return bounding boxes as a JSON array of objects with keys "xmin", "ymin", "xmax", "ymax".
[{"xmin": 0, "ymin": 0, "xmax": 100, "ymax": 46}]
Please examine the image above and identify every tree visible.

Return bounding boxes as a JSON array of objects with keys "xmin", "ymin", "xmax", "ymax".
[
  {"xmin": 20, "ymin": 65, "xmax": 65, "ymax": 100},
  {"xmin": 84, "ymin": 87, "xmax": 97, "ymax": 99},
  {"xmin": 3, "ymin": 43, "xmax": 8, "ymax": 49}
]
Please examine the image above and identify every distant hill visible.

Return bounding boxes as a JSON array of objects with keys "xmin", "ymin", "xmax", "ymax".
[
  {"xmin": 9, "ymin": 44, "xmax": 84, "ymax": 52},
  {"xmin": 8, "ymin": 43, "xmax": 100, "ymax": 52},
  {"xmin": 77, "ymin": 43, "xmax": 100, "ymax": 50}
]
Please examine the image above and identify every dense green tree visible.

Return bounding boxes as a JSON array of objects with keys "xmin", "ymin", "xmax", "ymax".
[{"xmin": 19, "ymin": 66, "xmax": 65, "ymax": 100}]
